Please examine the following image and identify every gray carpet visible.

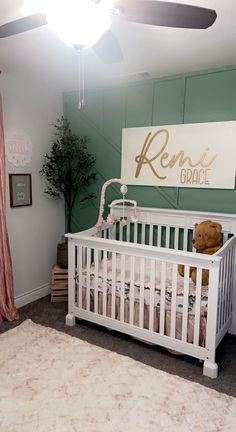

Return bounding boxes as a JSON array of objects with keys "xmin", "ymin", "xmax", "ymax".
[{"xmin": 1, "ymin": 296, "xmax": 236, "ymax": 397}]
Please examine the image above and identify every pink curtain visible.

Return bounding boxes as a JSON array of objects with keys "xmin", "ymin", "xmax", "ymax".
[{"xmin": 0, "ymin": 94, "xmax": 19, "ymax": 323}]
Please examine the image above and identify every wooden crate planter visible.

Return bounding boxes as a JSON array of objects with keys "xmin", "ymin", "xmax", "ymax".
[{"xmin": 51, "ymin": 265, "xmax": 68, "ymax": 302}]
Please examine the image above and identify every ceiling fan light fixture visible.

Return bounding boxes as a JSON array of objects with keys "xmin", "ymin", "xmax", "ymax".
[
  {"xmin": 109, "ymin": 5, "xmax": 124, "ymax": 17},
  {"xmin": 46, "ymin": 0, "xmax": 111, "ymax": 48}
]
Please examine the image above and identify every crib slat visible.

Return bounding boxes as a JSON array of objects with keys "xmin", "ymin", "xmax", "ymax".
[
  {"xmin": 170, "ymin": 264, "xmax": 178, "ymax": 339},
  {"xmin": 220, "ymin": 257, "xmax": 225, "ymax": 328},
  {"xmin": 102, "ymin": 251, "xmax": 107, "ymax": 317},
  {"xmin": 149, "ymin": 224, "xmax": 153, "ymax": 246},
  {"xmin": 157, "ymin": 226, "xmax": 162, "ymax": 247},
  {"xmin": 223, "ymin": 233, "xmax": 228, "ymax": 245},
  {"xmin": 183, "ymin": 228, "xmax": 188, "ymax": 251},
  {"xmin": 134, "ymin": 223, "xmax": 138, "ymax": 244},
  {"xmin": 110, "ymin": 224, "xmax": 116, "ymax": 240},
  {"xmin": 165, "ymin": 226, "xmax": 170, "ymax": 248},
  {"xmin": 78, "ymin": 246, "xmax": 83, "ymax": 308},
  {"xmin": 120, "ymin": 254, "xmax": 125, "ymax": 322},
  {"xmin": 94, "ymin": 249, "xmax": 99, "ymax": 314},
  {"xmin": 127, "ymin": 223, "xmax": 130, "ymax": 243},
  {"xmin": 217, "ymin": 259, "xmax": 223, "ymax": 333},
  {"xmin": 218, "ymin": 257, "xmax": 225, "ymax": 331},
  {"xmin": 68, "ymin": 242, "xmax": 76, "ymax": 314},
  {"xmin": 182, "ymin": 265, "xmax": 190, "ymax": 342},
  {"xmin": 174, "ymin": 228, "xmax": 179, "ymax": 250},
  {"xmin": 82, "ymin": 247, "xmax": 86, "ymax": 267},
  {"xmin": 129, "ymin": 256, "xmax": 135, "ymax": 325},
  {"xmin": 160, "ymin": 261, "xmax": 166, "ymax": 335},
  {"xmin": 225, "ymin": 251, "xmax": 231, "ymax": 324},
  {"xmin": 141, "ymin": 224, "xmax": 145, "ymax": 245},
  {"xmin": 119, "ymin": 223, "xmax": 123, "ymax": 241},
  {"xmin": 226, "ymin": 250, "xmax": 232, "ymax": 323},
  {"xmin": 227, "ymin": 249, "xmax": 234, "ymax": 319},
  {"xmin": 139, "ymin": 258, "xmax": 145, "ymax": 328},
  {"xmin": 86, "ymin": 248, "xmax": 91, "ymax": 311},
  {"xmin": 226, "ymin": 249, "xmax": 233, "ymax": 318},
  {"xmin": 228, "ymin": 248, "xmax": 235, "ymax": 315},
  {"xmin": 193, "ymin": 268, "xmax": 202, "ymax": 346},
  {"xmin": 149, "ymin": 259, "xmax": 155, "ymax": 331},
  {"xmin": 225, "ymin": 250, "xmax": 231, "ymax": 321},
  {"xmin": 222, "ymin": 253, "xmax": 228, "ymax": 326},
  {"xmin": 111, "ymin": 252, "xmax": 116, "ymax": 319},
  {"xmin": 98, "ymin": 233, "xmax": 102, "ymax": 260},
  {"xmin": 230, "ymin": 248, "xmax": 235, "ymax": 311}
]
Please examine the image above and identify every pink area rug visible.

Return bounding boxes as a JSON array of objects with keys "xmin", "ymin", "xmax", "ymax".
[{"xmin": 0, "ymin": 319, "xmax": 235, "ymax": 431}]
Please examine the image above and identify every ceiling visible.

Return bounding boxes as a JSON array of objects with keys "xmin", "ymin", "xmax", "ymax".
[{"xmin": 0, "ymin": 0, "xmax": 236, "ymax": 92}]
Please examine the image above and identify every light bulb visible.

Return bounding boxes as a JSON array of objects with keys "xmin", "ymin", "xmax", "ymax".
[{"xmin": 46, "ymin": 0, "xmax": 111, "ymax": 48}]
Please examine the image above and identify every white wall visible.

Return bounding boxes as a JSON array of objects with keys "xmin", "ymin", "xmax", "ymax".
[{"xmin": 1, "ymin": 72, "xmax": 65, "ymax": 307}]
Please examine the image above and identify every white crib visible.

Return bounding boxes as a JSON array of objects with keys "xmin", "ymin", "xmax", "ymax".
[{"xmin": 66, "ymin": 206, "xmax": 236, "ymax": 378}]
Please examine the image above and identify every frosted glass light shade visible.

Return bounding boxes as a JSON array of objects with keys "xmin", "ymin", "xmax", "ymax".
[{"xmin": 46, "ymin": 0, "xmax": 111, "ymax": 48}]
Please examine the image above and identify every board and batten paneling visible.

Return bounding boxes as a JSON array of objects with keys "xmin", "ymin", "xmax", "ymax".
[
  {"xmin": 184, "ymin": 69, "xmax": 236, "ymax": 123},
  {"xmin": 180, "ymin": 69, "xmax": 236, "ymax": 213},
  {"xmin": 152, "ymin": 77, "xmax": 186, "ymax": 125},
  {"xmin": 125, "ymin": 81, "xmax": 154, "ymax": 128},
  {"xmin": 63, "ymin": 67, "xmax": 236, "ymax": 233}
]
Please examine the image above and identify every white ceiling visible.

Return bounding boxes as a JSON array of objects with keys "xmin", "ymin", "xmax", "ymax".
[{"xmin": 0, "ymin": 0, "xmax": 236, "ymax": 92}]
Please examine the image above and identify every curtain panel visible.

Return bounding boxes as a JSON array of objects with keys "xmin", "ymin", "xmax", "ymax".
[{"xmin": 0, "ymin": 94, "xmax": 19, "ymax": 322}]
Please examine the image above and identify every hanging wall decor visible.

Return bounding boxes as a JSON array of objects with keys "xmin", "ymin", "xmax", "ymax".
[
  {"xmin": 9, "ymin": 174, "xmax": 32, "ymax": 207},
  {"xmin": 6, "ymin": 129, "xmax": 32, "ymax": 167},
  {"xmin": 121, "ymin": 121, "xmax": 236, "ymax": 189}
]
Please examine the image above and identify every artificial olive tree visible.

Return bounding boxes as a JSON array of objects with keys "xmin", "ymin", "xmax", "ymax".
[{"xmin": 40, "ymin": 116, "xmax": 96, "ymax": 233}]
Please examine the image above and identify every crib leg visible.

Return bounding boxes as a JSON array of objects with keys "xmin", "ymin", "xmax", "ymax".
[
  {"xmin": 203, "ymin": 360, "xmax": 218, "ymax": 378},
  {"xmin": 65, "ymin": 313, "xmax": 76, "ymax": 326}
]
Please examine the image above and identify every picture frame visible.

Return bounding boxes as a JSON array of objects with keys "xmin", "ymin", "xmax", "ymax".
[{"xmin": 9, "ymin": 174, "xmax": 32, "ymax": 207}]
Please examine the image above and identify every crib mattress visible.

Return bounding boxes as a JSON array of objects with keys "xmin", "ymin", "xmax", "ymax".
[{"xmin": 77, "ymin": 256, "xmax": 208, "ymax": 316}]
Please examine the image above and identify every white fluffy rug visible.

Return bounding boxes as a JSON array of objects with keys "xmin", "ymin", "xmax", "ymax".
[{"xmin": 0, "ymin": 320, "xmax": 236, "ymax": 432}]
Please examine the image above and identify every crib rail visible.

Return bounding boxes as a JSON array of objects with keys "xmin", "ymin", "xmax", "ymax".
[
  {"xmin": 66, "ymin": 232, "xmax": 230, "ymax": 361},
  {"xmin": 109, "ymin": 207, "xmax": 236, "ymax": 252},
  {"xmin": 66, "ymin": 207, "xmax": 236, "ymax": 378},
  {"xmin": 114, "ymin": 221, "xmax": 194, "ymax": 251},
  {"xmin": 215, "ymin": 237, "xmax": 236, "ymax": 344}
]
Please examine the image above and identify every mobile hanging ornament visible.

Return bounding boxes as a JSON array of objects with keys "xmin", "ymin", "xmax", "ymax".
[{"xmin": 96, "ymin": 178, "xmax": 138, "ymax": 229}]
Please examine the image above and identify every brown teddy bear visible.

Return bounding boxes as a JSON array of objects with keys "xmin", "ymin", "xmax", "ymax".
[{"xmin": 178, "ymin": 220, "xmax": 222, "ymax": 285}]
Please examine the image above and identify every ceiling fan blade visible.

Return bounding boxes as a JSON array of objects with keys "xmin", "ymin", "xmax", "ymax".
[
  {"xmin": 93, "ymin": 30, "xmax": 123, "ymax": 64},
  {"xmin": 0, "ymin": 13, "xmax": 47, "ymax": 38},
  {"xmin": 111, "ymin": 0, "xmax": 217, "ymax": 29}
]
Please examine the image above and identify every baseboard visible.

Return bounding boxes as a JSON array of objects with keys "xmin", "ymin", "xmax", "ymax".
[
  {"xmin": 15, "ymin": 283, "xmax": 50, "ymax": 308},
  {"xmin": 229, "ymin": 326, "xmax": 236, "ymax": 335},
  {"xmin": 229, "ymin": 314, "xmax": 236, "ymax": 335}
]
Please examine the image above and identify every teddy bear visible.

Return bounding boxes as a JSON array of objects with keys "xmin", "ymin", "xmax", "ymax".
[{"xmin": 178, "ymin": 220, "xmax": 222, "ymax": 285}]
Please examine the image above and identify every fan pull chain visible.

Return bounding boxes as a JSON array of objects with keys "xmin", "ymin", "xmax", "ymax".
[
  {"xmin": 77, "ymin": 48, "xmax": 85, "ymax": 110},
  {"xmin": 81, "ymin": 48, "xmax": 85, "ymax": 107}
]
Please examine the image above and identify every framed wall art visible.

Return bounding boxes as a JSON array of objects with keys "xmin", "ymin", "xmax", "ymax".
[{"xmin": 9, "ymin": 174, "xmax": 32, "ymax": 207}]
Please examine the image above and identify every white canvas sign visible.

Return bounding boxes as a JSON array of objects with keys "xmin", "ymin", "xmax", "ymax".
[{"xmin": 121, "ymin": 121, "xmax": 236, "ymax": 189}]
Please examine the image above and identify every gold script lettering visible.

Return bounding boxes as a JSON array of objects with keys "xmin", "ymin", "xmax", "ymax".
[
  {"xmin": 135, "ymin": 130, "xmax": 169, "ymax": 179},
  {"xmin": 135, "ymin": 129, "xmax": 217, "ymax": 179}
]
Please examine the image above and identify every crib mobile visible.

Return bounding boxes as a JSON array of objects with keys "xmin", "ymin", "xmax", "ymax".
[{"xmin": 96, "ymin": 178, "xmax": 139, "ymax": 229}]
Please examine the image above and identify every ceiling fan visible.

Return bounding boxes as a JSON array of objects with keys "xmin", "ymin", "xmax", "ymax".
[{"xmin": 0, "ymin": 0, "xmax": 217, "ymax": 64}]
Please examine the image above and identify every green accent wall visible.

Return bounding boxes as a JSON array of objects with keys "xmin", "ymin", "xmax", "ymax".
[{"xmin": 63, "ymin": 67, "xmax": 236, "ymax": 232}]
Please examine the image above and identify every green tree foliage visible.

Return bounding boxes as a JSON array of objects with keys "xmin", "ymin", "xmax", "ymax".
[{"xmin": 40, "ymin": 117, "xmax": 96, "ymax": 232}]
